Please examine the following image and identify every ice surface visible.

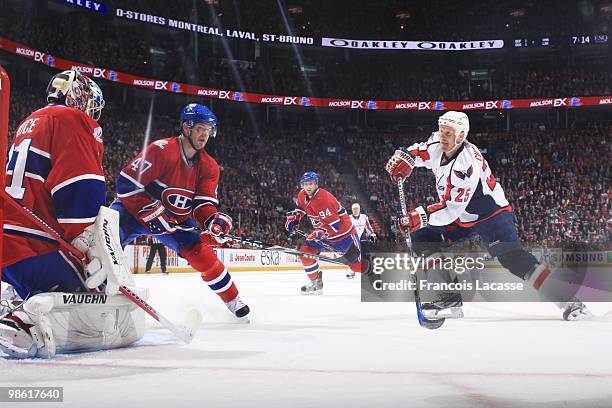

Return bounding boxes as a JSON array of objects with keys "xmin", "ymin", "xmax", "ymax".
[{"xmin": 2, "ymin": 270, "xmax": 612, "ymax": 408}]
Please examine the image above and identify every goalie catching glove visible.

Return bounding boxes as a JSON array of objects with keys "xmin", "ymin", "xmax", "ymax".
[
  {"xmin": 71, "ymin": 206, "xmax": 135, "ymax": 295},
  {"xmin": 385, "ymin": 149, "xmax": 416, "ymax": 182}
]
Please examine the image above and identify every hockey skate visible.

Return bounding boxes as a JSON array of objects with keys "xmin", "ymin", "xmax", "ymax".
[
  {"xmin": 0, "ymin": 315, "xmax": 39, "ymax": 358},
  {"xmin": 301, "ymin": 272, "xmax": 323, "ymax": 295},
  {"xmin": 346, "ymin": 270, "xmax": 355, "ymax": 279},
  {"xmin": 562, "ymin": 298, "xmax": 593, "ymax": 321},
  {"xmin": 422, "ymin": 292, "xmax": 464, "ymax": 319},
  {"xmin": 225, "ymin": 296, "xmax": 250, "ymax": 322}
]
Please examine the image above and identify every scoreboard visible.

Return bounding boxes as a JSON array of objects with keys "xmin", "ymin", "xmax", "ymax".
[{"xmin": 513, "ymin": 34, "xmax": 609, "ymax": 48}]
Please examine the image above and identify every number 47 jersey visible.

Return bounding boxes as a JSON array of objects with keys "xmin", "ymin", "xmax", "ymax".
[
  {"xmin": 3, "ymin": 105, "xmax": 106, "ymax": 267},
  {"xmin": 116, "ymin": 137, "xmax": 220, "ymax": 226}
]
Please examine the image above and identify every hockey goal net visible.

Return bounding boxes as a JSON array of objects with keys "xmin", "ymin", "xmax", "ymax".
[{"xmin": 0, "ymin": 66, "xmax": 9, "ymax": 291}]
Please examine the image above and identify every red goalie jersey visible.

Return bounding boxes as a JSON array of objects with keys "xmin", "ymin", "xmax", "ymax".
[
  {"xmin": 116, "ymin": 137, "xmax": 220, "ymax": 225},
  {"xmin": 3, "ymin": 105, "xmax": 105, "ymax": 267},
  {"xmin": 296, "ymin": 188, "xmax": 355, "ymax": 241}
]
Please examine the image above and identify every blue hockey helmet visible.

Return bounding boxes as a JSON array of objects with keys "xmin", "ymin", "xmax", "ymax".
[
  {"xmin": 180, "ymin": 103, "xmax": 217, "ymax": 138},
  {"xmin": 300, "ymin": 171, "xmax": 320, "ymax": 186}
]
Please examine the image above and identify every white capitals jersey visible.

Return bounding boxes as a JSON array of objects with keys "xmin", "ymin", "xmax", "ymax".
[
  {"xmin": 405, "ymin": 132, "xmax": 511, "ymax": 227},
  {"xmin": 350, "ymin": 213, "xmax": 374, "ymax": 238}
]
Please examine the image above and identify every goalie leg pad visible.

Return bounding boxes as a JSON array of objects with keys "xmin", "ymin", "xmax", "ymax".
[
  {"xmin": 182, "ymin": 243, "xmax": 238, "ymax": 302},
  {"xmin": 81, "ymin": 207, "xmax": 135, "ymax": 295},
  {"xmin": 8, "ymin": 289, "xmax": 148, "ymax": 358}
]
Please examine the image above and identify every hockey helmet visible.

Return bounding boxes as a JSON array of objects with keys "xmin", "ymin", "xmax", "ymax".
[
  {"xmin": 438, "ymin": 111, "xmax": 469, "ymax": 138},
  {"xmin": 46, "ymin": 70, "xmax": 105, "ymax": 121},
  {"xmin": 300, "ymin": 171, "xmax": 320, "ymax": 186},
  {"xmin": 180, "ymin": 103, "xmax": 217, "ymax": 138}
]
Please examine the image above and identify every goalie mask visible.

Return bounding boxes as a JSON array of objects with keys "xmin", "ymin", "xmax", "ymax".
[{"xmin": 46, "ymin": 70, "xmax": 105, "ymax": 121}]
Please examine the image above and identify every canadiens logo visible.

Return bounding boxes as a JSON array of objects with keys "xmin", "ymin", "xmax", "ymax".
[{"xmin": 162, "ymin": 187, "xmax": 194, "ymax": 215}]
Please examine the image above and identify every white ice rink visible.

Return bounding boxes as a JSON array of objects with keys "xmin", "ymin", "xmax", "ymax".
[{"xmin": 2, "ymin": 270, "xmax": 612, "ymax": 408}]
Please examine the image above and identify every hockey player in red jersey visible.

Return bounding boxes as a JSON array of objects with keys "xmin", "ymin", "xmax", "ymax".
[
  {"xmin": 385, "ymin": 110, "xmax": 591, "ymax": 321},
  {"xmin": 285, "ymin": 172, "xmax": 362, "ymax": 294},
  {"xmin": 111, "ymin": 103, "xmax": 250, "ymax": 319},
  {"xmin": 1, "ymin": 71, "xmax": 147, "ymax": 358},
  {"xmin": 3, "ymin": 70, "xmax": 106, "ymax": 294}
]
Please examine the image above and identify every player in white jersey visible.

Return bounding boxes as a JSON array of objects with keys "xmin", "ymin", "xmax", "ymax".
[
  {"xmin": 385, "ymin": 111, "xmax": 591, "ymax": 321},
  {"xmin": 350, "ymin": 203, "xmax": 377, "ymax": 242},
  {"xmin": 346, "ymin": 203, "xmax": 376, "ymax": 279}
]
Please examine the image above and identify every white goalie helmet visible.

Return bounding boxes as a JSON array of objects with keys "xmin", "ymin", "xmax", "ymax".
[
  {"xmin": 46, "ymin": 70, "xmax": 105, "ymax": 121},
  {"xmin": 438, "ymin": 111, "xmax": 469, "ymax": 138}
]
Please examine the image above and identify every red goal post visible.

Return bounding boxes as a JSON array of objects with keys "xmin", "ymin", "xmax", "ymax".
[{"xmin": 0, "ymin": 66, "xmax": 10, "ymax": 289}]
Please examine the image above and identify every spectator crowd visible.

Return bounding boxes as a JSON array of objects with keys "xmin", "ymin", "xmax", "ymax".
[{"xmin": 7, "ymin": 82, "xmax": 610, "ymax": 251}]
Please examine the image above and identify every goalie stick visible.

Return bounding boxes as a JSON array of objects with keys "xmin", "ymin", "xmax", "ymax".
[
  {"xmin": 0, "ymin": 191, "xmax": 201, "ymax": 343},
  {"xmin": 170, "ymin": 223, "xmax": 351, "ymax": 266},
  {"xmin": 396, "ymin": 180, "xmax": 446, "ymax": 330}
]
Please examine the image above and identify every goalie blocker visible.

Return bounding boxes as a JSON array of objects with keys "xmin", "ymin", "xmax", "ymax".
[{"xmin": 0, "ymin": 207, "xmax": 146, "ymax": 358}]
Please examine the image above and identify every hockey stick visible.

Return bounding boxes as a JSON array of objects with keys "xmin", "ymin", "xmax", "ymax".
[
  {"xmin": 170, "ymin": 223, "xmax": 351, "ymax": 266},
  {"xmin": 293, "ymin": 229, "xmax": 344, "ymax": 255},
  {"xmin": 0, "ymin": 191, "xmax": 201, "ymax": 343},
  {"xmin": 396, "ymin": 180, "xmax": 445, "ymax": 330}
]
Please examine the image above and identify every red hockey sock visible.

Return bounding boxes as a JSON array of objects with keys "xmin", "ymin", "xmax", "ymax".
[{"xmin": 182, "ymin": 243, "xmax": 239, "ymax": 303}]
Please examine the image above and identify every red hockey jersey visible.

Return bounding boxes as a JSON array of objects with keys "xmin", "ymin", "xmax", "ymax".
[
  {"xmin": 116, "ymin": 137, "xmax": 219, "ymax": 225},
  {"xmin": 3, "ymin": 105, "xmax": 105, "ymax": 267},
  {"xmin": 296, "ymin": 188, "xmax": 355, "ymax": 241}
]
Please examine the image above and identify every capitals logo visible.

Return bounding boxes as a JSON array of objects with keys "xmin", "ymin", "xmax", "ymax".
[
  {"xmin": 570, "ymin": 97, "xmax": 581, "ymax": 106},
  {"xmin": 234, "ymin": 92, "xmax": 242, "ymax": 101},
  {"xmin": 367, "ymin": 100, "xmax": 377, "ymax": 110},
  {"xmin": 108, "ymin": 70, "xmax": 118, "ymax": 81},
  {"xmin": 453, "ymin": 165, "xmax": 473, "ymax": 180},
  {"xmin": 434, "ymin": 101, "xmax": 445, "ymax": 110},
  {"xmin": 300, "ymin": 97, "xmax": 310, "ymax": 106},
  {"xmin": 171, "ymin": 82, "xmax": 181, "ymax": 93},
  {"xmin": 46, "ymin": 55, "xmax": 55, "ymax": 67},
  {"xmin": 161, "ymin": 187, "xmax": 194, "ymax": 216},
  {"xmin": 502, "ymin": 100, "xmax": 512, "ymax": 109}
]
